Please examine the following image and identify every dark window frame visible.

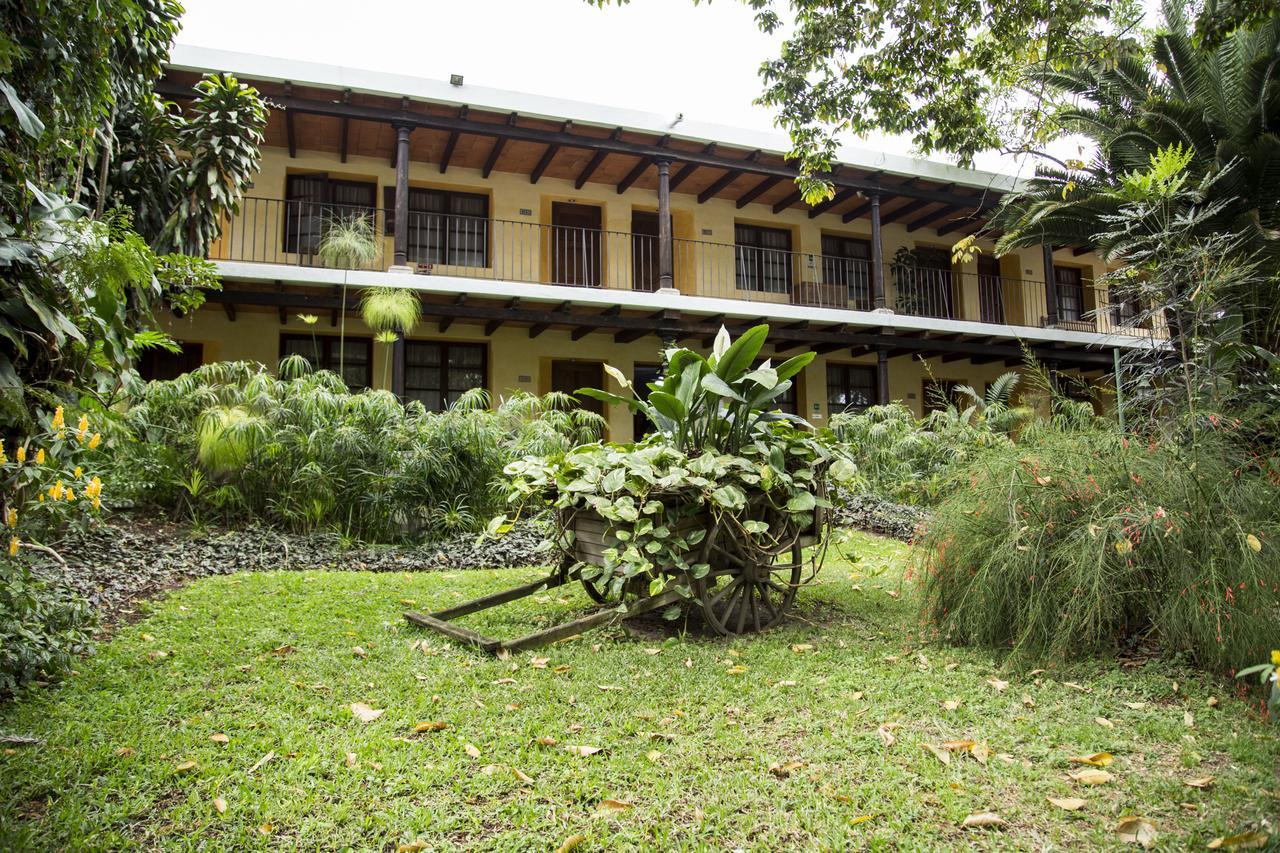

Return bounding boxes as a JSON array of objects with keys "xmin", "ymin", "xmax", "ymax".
[
  {"xmin": 826, "ymin": 363, "xmax": 877, "ymax": 415},
  {"xmin": 382, "ymin": 186, "xmax": 490, "ymax": 268},
  {"xmin": 402, "ymin": 340, "xmax": 489, "ymax": 412},
  {"xmin": 632, "ymin": 362, "xmax": 663, "ymax": 439},
  {"xmin": 283, "ymin": 173, "xmax": 378, "ymax": 255},
  {"xmin": 1053, "ymin": 265, "xmax": 1086, "ymax": 322},
  {"xmin": 279, "ymin": 333, "xmax": 373, "ymax": 390},
  {"xmin": 734, "ymin": 223, "xmax": 794, "ymax": 293}
]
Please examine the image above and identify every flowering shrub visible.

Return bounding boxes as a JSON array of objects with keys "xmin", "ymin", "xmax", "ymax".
[
  {"xmin": 917, "ymin": 428, "xmax": 1279, "ymax": 672},
  {"xmin": 1, "ymin": 406, "xmax": 103, "ymax": 692},
  {"xmin": 1235, "ymin": 650, "xmax": 1280, "ymax": 719}
]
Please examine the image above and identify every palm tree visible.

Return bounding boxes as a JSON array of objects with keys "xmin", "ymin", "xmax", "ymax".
[
  {"xmin": 990, "ymin": 2, "xmax": 1279, "ymax": 265},
  {"xmin": 317, "ymin": 214, "xmax": 380, "ymax": 379}
]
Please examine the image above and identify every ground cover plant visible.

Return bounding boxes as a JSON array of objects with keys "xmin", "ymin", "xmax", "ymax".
[
  {"xmin": 0, "ymin": 533, "xmax": 1275, "ymax": 850},
  {"xmin": 113, "ymin": 361, "xmax": 603, "ymax": 542}
]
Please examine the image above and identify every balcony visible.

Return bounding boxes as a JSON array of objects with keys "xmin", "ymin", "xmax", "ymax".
[{"xmin": 209, "ymin": 197, "xmax": 1154, "ymax": 338}]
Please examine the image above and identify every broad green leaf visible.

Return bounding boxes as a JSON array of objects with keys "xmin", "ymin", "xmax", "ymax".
[
  {"xmin": 701, "ymin": 373, "xmax": 746, "ymax": 402},
  {"xmin": 786, "ymin": 491, "xmax": 817, "ymax": 512},
  {"xmin": 774, "ymin": 351, "xmax": 816, "ymax": 382},
  {"xmin": 714, "ymin": 324, "xmax": 769, "ymax": 381}
]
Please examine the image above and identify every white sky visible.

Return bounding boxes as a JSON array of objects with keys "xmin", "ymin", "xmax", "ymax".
[{"xmin": 176, "ymin": 0, "xmax": 1083, "ymax": 179}]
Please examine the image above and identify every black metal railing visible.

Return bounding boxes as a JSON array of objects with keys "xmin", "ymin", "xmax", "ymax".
[{"xmin": 210, "ymin": 197, "xmax": 1156, "ymax": 337}]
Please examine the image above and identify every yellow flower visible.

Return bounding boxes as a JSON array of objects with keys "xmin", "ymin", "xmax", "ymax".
[
  {"xmin": 1246, "ymin": 534, "xmax": 1262, "ymax": 553},
  {"xmin": 37, "ymin": 494, "xmax": 45, "ymax": 503},
  {"xmin": 15, "ymin": 446, "xmax": 25, "ymax": 464},
  {"xmin": 76, "ymin": 414, "xmax": 89, "ymax": 441},
  {"xmin": 35, "ymin": 448, "xmax": 45, "ymax": 465},
  {"xmin": 1271, "ymin": 649, "xmax": 1280, "ymax": 666},
  {"xmin": 8, "ymin": 537, "xmax": 17, "ymax": 557},
  {"xmin": 88, "ymin": 433, "xmax": 101, "ymax": 450},
  {"xmin": 91, "ymin": 497, "xmax": 101, "ymax": 510},
  {"xmin": 74, "ymin": 466, "xmax": 83, "ymax": 479},
  {"xmin": 1114, "ymin": 539, "xmax": 1133, "ymax": 555},
  {"xmin": 5, "ymin": 509, "xmax": 15, "ymax": 529},
  {"xmin": 51, "ymin": 406, "xmax": 64, "ymax": 430},
  {"xmin": 65, "ymin": 488, "xmax": 75, "ymax": 502}
]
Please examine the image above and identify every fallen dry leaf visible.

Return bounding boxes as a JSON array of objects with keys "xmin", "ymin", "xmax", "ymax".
[
  {"xmin": 1207, "ymin": 831, "xmax": 1271, "ymax": 850},
  {"xmin": 115, "ymin": 746, "xmax": 134, "ymax": 757},
  {"xmin": 791, "ymin": 643, "xmax": 814, "ymax": 653},
  {"xmin": 1207, "ymin": 696, "xmax": 1219, "ymax": 708},
  {"xmin": 564, "ymin": 744, "xmax": 603, "ymax": 756},
  {"xmin": 970, "ymin": 742, "xmax": 991, "ymax": 765},
  {"xmin": 345, "ymin": 752, "xmax": 357, "ymax": 768},
  {"xmin": 725, "ymin": 665, "xmax": 748, "ymax": 676},
  {"xmin": 1184, "ymin": 710, "xmax": 1195, "ymax": 728},
  {"xmin": 210, "ymin": 733, "xmax": 229, "ymax": 744},
  {"xmin": 413, "ymin": 721, "xmax": 448, "ymax": 733},
  {"xmin": 1063, "ymin": 681, "xmax": 1090, "ymax": 692},
  {"xmin": 1123, "ymin": 702, "xmax": 1147, "ymax": 710},
  {"xmin": 351, "ymin": 646, "xmax": 368, "ymax": 658},
  {"xmin": 877, "ymin": 723, "xmax": 898, "ymax": 748},
  {"xmin": 174, "ymin": 760, "xmax": 197, "ymax": 774},
  {"xmin": 643, "ymin": 648, "xmax": 661, "ymax": 656},
  {"xmin": 268, "ymin": 644, "xmax": 295, "ymax": 657},
  {"xmin": 1070, "ymin": 768, "xmax": 1114, "ymax": 785},
  {"xmin": 556, "ymin": 833, "xmax": 587, "ymax": 853},
  {"xmin": 850, "ymin": 814, "xmax": 874, "ymax": 826},
  {"xmin": 247, "ymin": 751, "xmax": 275, "ymax": 774},
  {"xmin": 350, "ymin": 703, "xmax": 384, "ymax": 724},
  {"xmin": 987, "ymin": 678, "xmax": 1009, "ymax": 692},
  {"xmin": 530, "ymin": 656, "xmax": 549, "ymax": 669},
  {"xmin": 960, "ymin": 812, "xmax": 1006, "ymax": 829},
  {"xmin": 595, "ymin": 798, "xmax": 633, "ymax": 815},
  {"xmin": 212, "ymin": 796, "xmax": 227, "ymax": 814},
  {"xmin": 922, "ymin": 743, "xmax": 951, "ymax": 765},
  {"xmin": 1183, "ymin": 776, "xmax": 1215, "ymax": 789},
  {"xmin": 1068, "ymin": 752, "xmax": 1114, "ymax": 767},
  {"xmin": 769, "ymin": 760, "xmax": 806, "ymax": 778},
  {"xmin": 646, "ymin": 749, "xmax": 662, "ymax": 762},
  {"xmin": 396, "ymin": 843, "xmax": 427, "ymax": 853},
  {"xmin": 258, "ymin": 823, "xmax": 273, "ymax": 836},
  {"xmin": 942, "ymin": 699, "xmax": 962, "ymax": 711},
  {"xmin": 537, "ymin": 736, "xmax": 557, "ymax": 746},
  {"xmin": 464, "ymin": 743, "xmax": 481, "ymax": 758},
  {"xmin": 941, "ymin": 739, "xmax": 975, "ymax": 751},
  {"xmin": 1096, "ymin": 717, "xmax": 1115, "ymax": 729},
  {"xmin": 1048, "ymin": 796, "xmax": 1086, "ymax": 811},
  {"xmin": 1115, "ymin": 816, "xmax": 1158, "ymax": 848}
]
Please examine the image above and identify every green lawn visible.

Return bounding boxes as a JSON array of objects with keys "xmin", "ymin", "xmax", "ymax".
[{"xmin": 1, "ymin": 532, "xmax": 1275, "ymax": 850}]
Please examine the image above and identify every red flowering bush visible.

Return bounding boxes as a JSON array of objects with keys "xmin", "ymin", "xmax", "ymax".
[{"xmin": 917, "ymin": 427, "xmax": 1279, "ymax": 673}]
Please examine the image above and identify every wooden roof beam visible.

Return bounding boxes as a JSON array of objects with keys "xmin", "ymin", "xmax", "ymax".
[
  {"xmin": 772, "ymin": 189, "xmax": 804, "ymax": 214},
  {"xmin": 481, "ymin": 112, "xmax": 518, "ymax": 179},
  {"xmin": 616, "ymin": 157, "xmax": 651, "ymax": 194},
  {"xmin": 158, "ymin": 83, "xmax": 1004, "ymax": 211},
  {"xmin": 696, "ymin": 149, "xmax": 759, "ymax": 204},
  {"xmin": 338, "ymin": 89, "xmax": 351, "ymax": 163},
  {"xmin": 284, "ymin": 82, "xmax": 296, "ymax": 158},
  {"xmin": 439, "ymin": 105, "xmax": 467, "ymax": 174},
  {"xmin": 808, "ymin": 187, "xmax": 859, "ymax": 219},
  {"xmin": 530, "ymin": 121, "xmax": 570, "ymax": 184},
  {"xmin": 575, "ymin": 127, "xmax": 623, "ymax": 189},
  {"xmin": 906, "ymin": 203, "xmax": 961, "ymax": 232},
  {"xmin": 735, "ymin": 175, "xmax": 782, "ymax": 209}
]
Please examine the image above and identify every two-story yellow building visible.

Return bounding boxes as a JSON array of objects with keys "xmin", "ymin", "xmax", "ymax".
[{"xmin": 151, "ymin": 46, "xmax": 1157, "ymax": 441}]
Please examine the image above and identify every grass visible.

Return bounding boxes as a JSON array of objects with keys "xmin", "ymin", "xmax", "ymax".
[{"xmin": 0, "ymin": 531, "xmax": 1276, "ymax": 850}]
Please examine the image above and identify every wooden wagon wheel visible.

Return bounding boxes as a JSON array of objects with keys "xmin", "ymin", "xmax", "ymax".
[{"xmin": 691, "ymin": 513, "xmax": 805, "ymax": 636}]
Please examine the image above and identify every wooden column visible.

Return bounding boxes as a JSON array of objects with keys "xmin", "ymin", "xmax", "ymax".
[
  {"xmin": 876, "ymin": 347, "xmax": 890, "ymax": 405},
  {"xmin": 870, "ymin": 194, "xmax": 886, "ymax": 309},
  {"xmin": 393, "ymin": 125, "xmax": 412, "ymax": 267},
  {"xmin": 1041, "ymin": 244, "xmax": 1058, "ymax": 326},
  {"xmin": 657, "ymin": 159, "xmax": 674, "ymax": 290}
]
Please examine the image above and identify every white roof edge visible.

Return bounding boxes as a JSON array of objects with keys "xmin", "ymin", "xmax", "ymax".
[{"xmin": 167, "ymin": 43, "xmax": 1023, "ymax": 195}]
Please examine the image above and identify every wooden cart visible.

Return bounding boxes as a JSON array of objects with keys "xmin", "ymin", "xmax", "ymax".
[{"xmin": 405, "ymin": 495, "xmax": 828, "ymax": 654}]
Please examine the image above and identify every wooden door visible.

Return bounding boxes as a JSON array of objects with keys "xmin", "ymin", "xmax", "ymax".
[
  {"xmin": 551, "ymin": 203, "xmax": 602, "ymax": 286},
  {"xmin": 977, "ymin": 255, "xmax": 1005, "ymax": 323},
  {"xmin": 631, "ymin": 211, "xmax": 660, "ymax": 292},
  {"xmin": 552, "ymin": 360, "xmax": 605, "ymax": 418}
]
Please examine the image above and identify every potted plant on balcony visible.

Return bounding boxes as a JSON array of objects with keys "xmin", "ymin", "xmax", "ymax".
[{"xmin": 496, "ymin": 324, "xmax": 857, "ymax": 635}]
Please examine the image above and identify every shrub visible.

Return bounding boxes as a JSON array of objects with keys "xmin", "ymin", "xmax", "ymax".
[
  {"xmin": 1, "ymin": 407, "xmax": 106, "ymax": 691},
  {"xmin": 917, "ymin": 426, "xmax": 1280, "ymax": 672},
  {"xmin": 113, "ymin": 361, "xmax": 602, "ymax": 542}
]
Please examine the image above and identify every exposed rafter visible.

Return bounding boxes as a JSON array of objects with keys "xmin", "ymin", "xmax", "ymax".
[
  {"xmin": 439, "ymin": 105, "xmax": 467, "ymax": 174},
  {"xmin": 574, "ymin": 127, "xmax": 623, "ymax": 189},
  {"xmin": 808, "ymin": 187, "xmax": 858, "ymax": 219},
  {"xmin": 906, "ymin": 203, "xmax": 961, "ymax": 232},
  {"xmin": 735, "ymin": 176, "xmax": 781, "ymax": 209},
  {"xmin": 616, "ymin": 157, "xmax": 651, "ymax": 194},
  {"xmin": 338, "ymin": 89, "xmax": 351, "ymax": 163}
]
